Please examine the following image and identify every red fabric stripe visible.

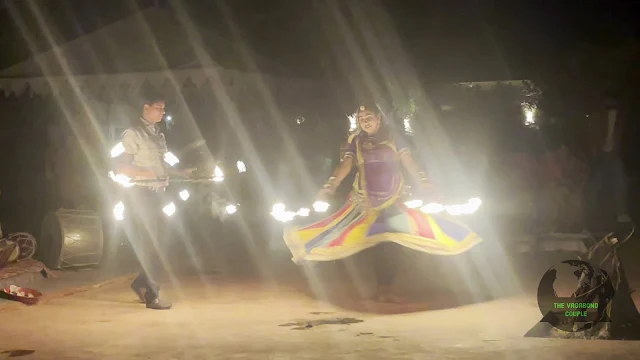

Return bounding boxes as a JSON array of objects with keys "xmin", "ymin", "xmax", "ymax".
[
  {"xmin": 406, "ymin": 209, "xmax": 435, "ymax": 239},
  {"xmin": 328, "ymin": 215, "xmax": 368, "ymax": 247}
]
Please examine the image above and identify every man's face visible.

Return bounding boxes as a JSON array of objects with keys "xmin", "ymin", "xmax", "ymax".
[
  {"xmin": 143, "ymin": 101, "xmax": 166, "ymax": 124},
  {"xmin": 358, "ymin": 110, "xmax": 381, "ymax": 135}
]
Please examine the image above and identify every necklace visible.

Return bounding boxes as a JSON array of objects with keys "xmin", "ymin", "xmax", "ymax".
[{"xmin": 362, "ymin": 135, "xmax": 377, "ymax": 150}]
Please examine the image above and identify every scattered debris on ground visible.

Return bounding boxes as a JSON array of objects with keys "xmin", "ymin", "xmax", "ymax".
[{"xmin": 279, "ymin": 317, "xmax": 364, "ymax": 330}]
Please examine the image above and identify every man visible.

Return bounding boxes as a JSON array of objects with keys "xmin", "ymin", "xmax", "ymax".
[
  {"xmin": 584, "ymin": 92, "xmax": 632, "ymax": 232},
  {"xmin": 114, "ymin": 91, "xmax": 191, "ymax": 310}
]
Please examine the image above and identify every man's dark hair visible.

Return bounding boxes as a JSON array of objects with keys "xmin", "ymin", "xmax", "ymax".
[
  {"xmin": 139, "ymin": 89, "xmax": 165, "ymax": 109},
  {"xmin": 127, "ymin": 89, "xmax": 166, "ymax": 128}
]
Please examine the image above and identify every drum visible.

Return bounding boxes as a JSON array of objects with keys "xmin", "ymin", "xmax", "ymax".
[{"xmin": 39, "ymin": 209, "xmax": 104, "ymax": 269}]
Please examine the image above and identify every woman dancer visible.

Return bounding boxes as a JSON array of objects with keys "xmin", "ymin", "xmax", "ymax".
[{"xmin": 284, "ymin": 101, "xmax": 483, "ymax": 302}]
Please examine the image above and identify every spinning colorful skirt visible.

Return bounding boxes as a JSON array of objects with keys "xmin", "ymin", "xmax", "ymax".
[{"xmin": 283, "ymin": 133, "xmax": 483, "ymax": 263}]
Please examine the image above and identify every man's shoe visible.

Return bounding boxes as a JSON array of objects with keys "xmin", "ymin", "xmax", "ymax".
[{"xmin": 146, "ymin": 298, "xmax": 172, "ymax": 310}]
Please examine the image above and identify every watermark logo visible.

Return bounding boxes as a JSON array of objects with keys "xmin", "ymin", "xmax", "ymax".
[{"xmin": 536, "ymin": 260, "xmax": 615, "ymax": 332}]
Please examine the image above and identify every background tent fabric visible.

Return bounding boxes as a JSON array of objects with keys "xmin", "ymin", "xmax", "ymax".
[
  {"xmin": 0, "ymin": 7, "xmax": 312, "ymax": 98},
  {"xmin": 0, "ymin": 7, "xmax": 280, "ymax": 78}
]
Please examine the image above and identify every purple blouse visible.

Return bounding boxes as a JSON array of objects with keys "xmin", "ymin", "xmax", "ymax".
[{"xmin": 344, "ymin": 133, "xmax": 410, "ymax": 208}]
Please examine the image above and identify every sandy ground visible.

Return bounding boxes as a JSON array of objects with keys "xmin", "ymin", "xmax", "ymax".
[
  {"xmin": 1, "ymin": 271, "xmax": 640, "ymax": 360},
  {"xmin": 2, "ymin": 224, "xmax": 640, "ymax": 359}
]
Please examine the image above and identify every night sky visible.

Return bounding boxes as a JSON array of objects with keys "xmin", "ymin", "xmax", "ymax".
[{"xmin": 0, "ymin": 0, "xmax": 637, "ymax": 82}]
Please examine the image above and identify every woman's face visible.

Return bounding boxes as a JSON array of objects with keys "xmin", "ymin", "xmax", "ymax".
[{"xmin": 358, "ymin": 110, "xmax": 381, "ymax": 135}]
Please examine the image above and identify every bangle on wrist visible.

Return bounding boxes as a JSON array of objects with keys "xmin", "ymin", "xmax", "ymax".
[{"xmin": 323, "ymin": 176, "xmax": 337, "ymax": 189}]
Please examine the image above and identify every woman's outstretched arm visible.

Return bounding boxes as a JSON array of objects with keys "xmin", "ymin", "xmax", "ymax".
[
  {"xmin": 318, "ymin": 155, "xmax": 355, "ymax": 198},
  {"xmin": 330, "ymin": 157, "xmax": 355, "ymax": 187},
  {"xmin": 322, "ymin": 137, "xmax": 357, "ymax": 191}
]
